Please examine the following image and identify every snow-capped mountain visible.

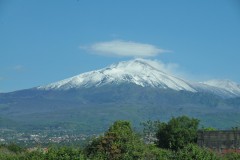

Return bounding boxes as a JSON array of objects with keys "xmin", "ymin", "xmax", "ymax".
[
  {"xmin": 37, "ymin": 59, "xmax": 240, "ymax": 98},
  {"xmin": 38, "ymin": 59, "xmax": 196, "ymax": 92}
]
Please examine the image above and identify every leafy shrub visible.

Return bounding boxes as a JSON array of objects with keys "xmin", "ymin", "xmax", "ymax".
[
  {"xmin": 222, "ymin": 151, "xmax": 240, "ymax": 160},
  {"xmin": 156, "ymin": 116, "xmax": 199, "ymax": 151},
  {"xmin": 85, "ymin": 120, "xmax": 145, "ymax": 160},
  {"xmin": 176, "ymin": 143, "xmax": 220, "ymax": 160}
]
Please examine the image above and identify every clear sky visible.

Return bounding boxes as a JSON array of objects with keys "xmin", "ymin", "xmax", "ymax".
[{"xmin": 0, "ymin": 0, "xmax": 240, "ymax": 92}]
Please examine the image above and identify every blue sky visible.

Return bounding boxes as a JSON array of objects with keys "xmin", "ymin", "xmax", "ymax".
[{"xmin": 0, "ymin": 0, "xmax": 240, "ymax": 92}]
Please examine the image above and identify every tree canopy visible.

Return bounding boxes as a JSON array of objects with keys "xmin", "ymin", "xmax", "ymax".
[
  {"xmin": 85, "ymin": 120, "xmax": 145, "ymax": 159},
  {"xmin": 156, "ymin": 115, "xmax": 200, "ymax": 150}
]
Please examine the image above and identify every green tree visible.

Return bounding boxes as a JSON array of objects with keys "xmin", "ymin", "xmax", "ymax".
[
  {"xmin": 85, "ymin": 120, "xmax": 145, "ymax": 160},
  {"xmin": 156, "ymin": 116, "xmax": 200, "ymax": 151}
]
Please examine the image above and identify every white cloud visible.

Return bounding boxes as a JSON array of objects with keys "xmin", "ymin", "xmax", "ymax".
[{"xmin": 81, "ymin": 40, "xmax": 170, "ymax": 57}]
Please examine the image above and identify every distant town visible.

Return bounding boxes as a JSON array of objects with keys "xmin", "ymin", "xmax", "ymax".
[{"xmin": 0, "ymin": 128, "xmax": 94, "ymax": 147}]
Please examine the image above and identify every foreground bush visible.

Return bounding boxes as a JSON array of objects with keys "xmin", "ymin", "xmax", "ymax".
[
  {"xmin": 175, "ymin": 143, "xmax": 220, "ymax": 160},
  {"xmin": 141, "ymin": 144, "xmax": 174, "ymax": 160},
  {"xmin": 222, "ymin": 152, "xmax": 240, "ymax": 160},
  {"xmin": 85, "ymin": 120, "xmax": 145, "ymax": 159},
  {"xmin": 156, "ymin": 116, "xmax": 199, "ymax": 151}
]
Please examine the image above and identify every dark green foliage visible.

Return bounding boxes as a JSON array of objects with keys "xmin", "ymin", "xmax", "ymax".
[
  {"xmin": 23, "ymin": 150, "xmax": 46, "ymax": 160},
  {"xmin": 175, "ymin": 143, "xmax": 220, "ymax": 160},
  {"xmin": 141, "ymin": 144, "xmax": 174, "ymax": 160},
  {"xmin": 5, "ymin": 143, "xmax": 25, "ymax": 153},
  {"xmin": 45, "ymin": 146, "xmax": 84, "ymax": 160},
  {"xmin": 156, "ymin": 116, "xmax": 200, "ymax": 150},
  {"xmin": 0, "ymin": 154, "xmax": 20, "ymax": 160},
  {"xmin": 222, "ymin": 152, "xmax": 240, "ymax": 160},
  {"xmin": 0, "ymin": 144, "xmax": 23, "ymax": 160}
]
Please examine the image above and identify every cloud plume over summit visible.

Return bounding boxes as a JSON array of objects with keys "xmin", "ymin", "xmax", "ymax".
[{"xmin": 81, "ymin": 40, "xmax": 169, "ymax": 57}]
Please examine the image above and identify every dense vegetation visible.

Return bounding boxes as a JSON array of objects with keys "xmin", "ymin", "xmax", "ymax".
[
  {"xmin": 0, "ymin": 116, "xmax": 240, "ymax": 160},
  {"xmin": 156, "ymin": 116, "xmax": 199, "ymax": 151}
]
